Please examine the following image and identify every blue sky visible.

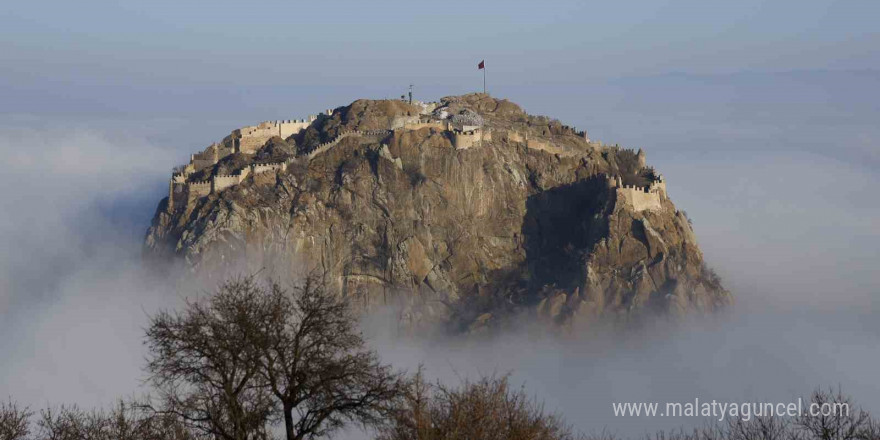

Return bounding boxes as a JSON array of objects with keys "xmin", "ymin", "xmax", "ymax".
[{"xmin": 2, "ymin": 0, "xmax": 878, "ymax": 93}]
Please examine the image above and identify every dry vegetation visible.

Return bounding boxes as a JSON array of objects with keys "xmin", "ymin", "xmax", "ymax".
[{"xmin": 2, "ymin": 276, "xmax": 877, "ymax": 440}]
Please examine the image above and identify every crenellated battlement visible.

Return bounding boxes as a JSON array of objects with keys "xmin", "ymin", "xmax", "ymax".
[
  {"xmin": 304, "ymin": 129, "xmax": 392, "ymax": 159},
  {"xmin": 401, "ymin": 119, "xmax": 450, "ymax": 131},
  {"xmin": 608, "ymin": 173, "xmax": 667, "ymax": 212},
  {"xmin": 166, "ymin": 105, "xmax": 607, "ymax": 213},
  {"xmin": 452, "ymin": 127, "xmax": 491, "ymax": 150}
]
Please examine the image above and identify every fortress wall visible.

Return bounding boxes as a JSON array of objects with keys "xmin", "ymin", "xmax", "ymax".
[
  {"xmin": 452, "ymin": 128, "xmax": 492, "ymax": 150},
  {"xmin": 252, "ymin": 162, "xmax": 287, "ymax": 174},
  {"xmin": 502, "ymin": 130, "xmax": 569, "ymax": 156},
  {"xmin": 649, "ymin": 179, "xmax": 667, "ymax": 200},
  {"xmin": 170, "ymin": 183, "xmax": 187, "ymax": 211},
  {"xmin": 235, "ymin": 122, "xmax": 277, "ymax": 154},
  {"xmin": 304, "ymin": 129, "xmax": 391, "ymax": 159},
  {"xmin": 192, "ymin": 158, "xmax": 216, "ymax": 171},
  {"xmin": 453, "ymin": 131, "xmax": 477, "ymax": 150},
  {"xmin": 238, "ymin": 135, "xmax": 273, "ymax": 154},
  {"xmin": 617, "ymin": 186, "xmax": 662, "ymax": 212},
  {"xmin": 526, "ymin": 138, "xmax": 565, "ymax": 155},
  {"xmin": 191, "ymin": 145, "xmax": 219, "ymax": 171},
  {"xmin": 212, "ymin": 174, "xmax": 240, "ymax": 193},
  {"xmin": 402, "ymin": 120, "xmax": 448, "ymax": 131},
  {"xmin": 391, "ymin": 115, "xmax": 420, "ymax": 129},
  {"xmin": 306, "ymin": 131, "xmax": 353, "ymax": 159},
  {"xmin": 276, "ymin": 120, "xmax": 311, "ymax": 138},
  {"xmin": 188, "ymin": 181, "xmax": 212, "ymax": 198}
]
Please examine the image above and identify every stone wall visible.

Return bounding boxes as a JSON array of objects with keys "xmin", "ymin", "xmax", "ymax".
[
  {"xmin": 187, "ymin": 180, "xmax": 212, "ymax": 198},
  {"xmin": 500, "ymin": 130, "xmax": 570, "ymax": 156},
  {"xmin": 166, "ymin": 110, "xmax": 599, "ymax": 213},
  {"xmin": 452, "ymin": 128, "xmax": 491, "ymax": 150},
  {"xmin": 190, "ymin": 143, "xmax": 237, "ymax": 172},
  {"xmin": 305, "ymin": 129, "xmax": 391, "ymax": 159},
  {"xmin": 611, "ymin": 174, "xmax": 667, "ymax": 212},
  {"xmin": 401, "ymin": 119, "xmax": 449, "ymax": 131},
  {"xmin": 165, "ymin": 110, "xmax": 334, "ymax": 213},
  {"xmin": 251, "ymin": 162, "xmax": 287, "ymax": 175},
  {"xmin": 235, "ymin": 122, "xmax": 277, "ymax": 154},
  {"xmin": 617, "ymin": 186, "xmax": 662, "ymax": 212},
  {"xmin": 235, "ymin": 116, "xmax": 319, "ymax": 154},
  {"xmin": 525, "ymin": 137, "xmax": 566, "ymax": 155},
  {"xmin": 169, "ymin": 182, "xmax": 187, "ymax": 212},
  {"xmin": 391, "ymin": 115, "xmax": 420, "ymax": 130},
  {"xmin": 191, "ymin": 145, "xmax": 218, "ymax": 171},
  {"xmin": 275, "ymin": 119, "xmax": 313, "ymax": 139}
]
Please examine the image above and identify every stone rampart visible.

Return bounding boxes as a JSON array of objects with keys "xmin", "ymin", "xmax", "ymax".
[
  {"xmin": 211, "ymin": 174, "xmax": 240, "ymax": 193},
  {"xmin": 169, "ymin": 182, "xmax": 187, "ymax": 212},
  {"xmin": 617, "ymin": 186, "xmax": 662, "ymax": 212},
  {"xmin": 501, "ymin": 130, "xmax": 571, "ymax": 156},
  {"xmin": 235, "ymin": 122, "xmax": 276, "ymax": 154},
  {"xmin": 187, "ymin": 180, "xmax": 212, "ymax": 198},
  {"xmin": 526, "ymin": 137, "xmax": 565, "ymax": 155},
  {"xmin": 191, "ymin": 145, "xmax": 218, "ymax": 171},
  {"xmin": 251, "ymin": 162, "xmax": 287, "ymax": 175},
  {"xmin": 391, "ymin": 115, "xmax": 420, "ymax": 130},
  {"xmin": 167, "ymin": 110, "xmax": 599, "ymax": 211},
  {"xmin": 305, "ymin": 129, "xmax": 391, "ymax": 159},
  {"xmin": 452, "ymin": 128, "xmax": 491, "ymax": 150},
  {"xmin": 235, "ymin": 116, "xmax": 319, "ymax": 154},
  {"xmin": 402, "ymin": 119, "xmax": 449, "ymax": 131}
]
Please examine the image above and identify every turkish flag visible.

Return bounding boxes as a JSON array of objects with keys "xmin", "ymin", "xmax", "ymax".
[{"xmin": 478, "ymin": 60, "xmax": 485, "ymax": 70}]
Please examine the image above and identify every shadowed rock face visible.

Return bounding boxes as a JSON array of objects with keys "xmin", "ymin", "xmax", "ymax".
[{"xmin": 145, "ymin": 94, "xmax": 730, "ymax": 332}]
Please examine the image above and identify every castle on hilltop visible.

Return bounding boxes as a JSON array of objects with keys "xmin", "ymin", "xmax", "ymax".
[{"xmin": 166, "ymin": 99, "xmax": 666, "ymax": 214}]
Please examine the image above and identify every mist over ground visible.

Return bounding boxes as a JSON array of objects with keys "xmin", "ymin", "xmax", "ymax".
[{"xmin": 0, "ymin": 71, "xmax": 878, "ymax": 437}]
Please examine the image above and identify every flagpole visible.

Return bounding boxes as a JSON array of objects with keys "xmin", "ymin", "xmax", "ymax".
[{"xmin": 483, "ymin": 65, "xmax": 486, "ymax": 94}]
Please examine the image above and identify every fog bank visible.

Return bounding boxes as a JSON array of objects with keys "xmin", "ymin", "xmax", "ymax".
[{"xmin": 1, "ymin": 72, "xmax": 878, "ymax": 437}]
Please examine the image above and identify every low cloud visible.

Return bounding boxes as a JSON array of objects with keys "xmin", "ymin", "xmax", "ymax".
[
  {"xmin": 0, "ymin": 123, "xmax": 180, "ymax": 407},
  {"xmin": 1, "ymin": 72, "xmax": 878, "ymax": 437}
]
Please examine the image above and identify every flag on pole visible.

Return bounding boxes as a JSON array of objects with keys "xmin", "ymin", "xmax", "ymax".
[{"xmin": 478, "ymin": 60, "xmax": 486, "ymax": 94}]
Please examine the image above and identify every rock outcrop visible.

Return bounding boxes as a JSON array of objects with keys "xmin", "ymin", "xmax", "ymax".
[{"xmin": 145, "ymin": 93, "xmax": 730, "ymax": 331}]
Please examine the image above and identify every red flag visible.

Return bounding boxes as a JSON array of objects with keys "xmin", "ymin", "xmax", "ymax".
[{"xmin": 478, "ymin": 60, "xmax": 485, "ymax": 70}]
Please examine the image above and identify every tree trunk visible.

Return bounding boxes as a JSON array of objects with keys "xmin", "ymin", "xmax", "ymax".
[{"xmin": 284, "ymin": 403, "xmax": 295, "ymax": 440}]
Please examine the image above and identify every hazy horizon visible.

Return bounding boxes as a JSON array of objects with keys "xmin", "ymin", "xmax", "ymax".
[{"xmin": 1, "ymin": 0, "xmax": 878, "ymax": 437}]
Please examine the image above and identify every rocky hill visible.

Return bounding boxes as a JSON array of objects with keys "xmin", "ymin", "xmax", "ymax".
[{"xmin": 145, "ymin": 93, "xmax": 730, "ymax": 332}]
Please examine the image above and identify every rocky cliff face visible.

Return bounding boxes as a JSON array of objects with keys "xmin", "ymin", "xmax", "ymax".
[{"xmin": 145, "ymin": 94, "xmax": 730, "ymax": 331}]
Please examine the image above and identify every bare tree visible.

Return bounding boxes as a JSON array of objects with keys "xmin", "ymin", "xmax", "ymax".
[
  {"xmin": 35, "ymin": 405, "xmax": 108, "ymax": 440},
  {"xmin": 1, "ymin": 400, "xmax": 32, "ymax": 440},
  {"xmin": 105, "ymin": 399, "xmax": 197, "ymax": 440},
  {"xmin": 146, "ymin": 274, "xmax": 401, "ymax": 440},
  {"xmin": 856, "ymin": 419, "xmax": 880, "ymax": 440},
  {"xmin": 795, "ymin": 388, "xmax": 871, "ymax": 440},
  {"xmin": 250, "ymin": 274, "xmax": 403, "ymax": 440},
  {"xmin": 379, "ymin": 371, "xmax": 576, "ymax": 440},
  {"xmin": 145, "ymin": 277, "xmax": 276, "ymax": 440},
  {"xmin": 377, "ymin": 368, "xmax": 433, "ymax": 440},
  {"xmin": 725, "ymin": 416, "xmax": 801, "ymax": 440}
]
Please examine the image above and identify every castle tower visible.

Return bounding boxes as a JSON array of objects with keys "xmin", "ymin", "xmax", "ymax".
[{"xmin": 167, "ymin": 180, "xmax": 174, "ymax": 213}]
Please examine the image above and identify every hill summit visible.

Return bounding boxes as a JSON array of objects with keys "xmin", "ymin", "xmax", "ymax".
[{"xmin": 145, "ymin": 93, "xmax": 730, "ymax": 331}]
